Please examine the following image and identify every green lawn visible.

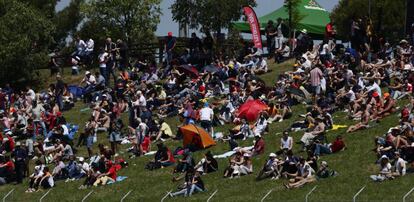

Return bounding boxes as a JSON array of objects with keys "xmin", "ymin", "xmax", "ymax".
[{"xmin": 0, "ymin": 60, "xmax": 413, "ymax": 202}]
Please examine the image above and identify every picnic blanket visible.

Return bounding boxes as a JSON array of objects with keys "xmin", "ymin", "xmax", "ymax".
[
  {"xmin": 107, "ymin": 176, "xmax": 128, "ymax": 185},
  {"xmin": 214, "ymin": 146, "xmax": 254, "ymax": 159}
]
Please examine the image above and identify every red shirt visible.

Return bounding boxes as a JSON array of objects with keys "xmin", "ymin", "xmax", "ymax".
[
  {"xmin": 107, "ymin": 166, "xmax": 117, "ymax": 180},
  {"xmin": 167, "ymin": 149, "xmax": 175, "ymax": 163},
  {"xmin": 141, "ymin": 136, "xmax": 151, "ymax": 153},
  {"xmin": 325, "ymin": 23, "xmax": 334, "ymax": 38},
  {"xmin": 331, "ymin": 139, "xmax": 345, "ymax": 153},
  {"xmin": 253, "ymin": 138, "xmax": 265, "ymax": 155},
  {"xmin": 3, "ymin": 161, "xmax": 14, "ymax": 172}
]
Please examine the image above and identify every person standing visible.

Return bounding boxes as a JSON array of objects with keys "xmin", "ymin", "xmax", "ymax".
[
  {"xmin": 116, "ymin": 39, "xmax": 129, "ymax": 71},
  {"xmin": 265, "ymin": 20, "xmax": 277, "ymax": 58},
  {"xmin": 98, "ymin": 48, "xmax": 109, "ymax": 86},
  {"xmin": 199, "ymin": 102, "xmax": 214, "ymax": 135},
  {"xmin": 13, "ymin": 142, "xmax": 27, "ymax": 184},
  {"xmin": 310, "ymin": 65, "xmax": 324, "ymax": 101},
  {"xmin": 275, "ymin": 18, "xmax": 288, "ymax": 50},
  {"xmin": 105, "ymin": 38, "xmax": 117, "ymax": 85},
  {"xmin": 165, "ymin": 32, "xmax": 176, "ymax": 66},
  {"xmin": 55, "ymin": 74, "xmax": 65, "ymax": 111}
]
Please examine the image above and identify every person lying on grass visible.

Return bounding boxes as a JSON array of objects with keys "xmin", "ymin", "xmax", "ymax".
[{"xmin": 311, "ymin": 135, "xmax": 346, "ymax": 157}]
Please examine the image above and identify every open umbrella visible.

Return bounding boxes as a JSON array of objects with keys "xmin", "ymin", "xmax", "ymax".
[
  {"xmin": 237, "ymin": 99, "xmax": 268, "ymax": 122},
  {"xmin": 202, "ymin": 64, "xmax": 219, "ymax": 73},
  {"xmin": 177, "ymin": 64, "xmax": 199, "ymax": 78}
]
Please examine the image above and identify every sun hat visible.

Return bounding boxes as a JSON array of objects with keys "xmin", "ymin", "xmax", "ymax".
[
  {"xmin": 85, "ymin": 71, "xmax": 91, "ymax": 75},
  {"xmin": 79, "ymin": 157, "xmax": 85, "ymax": 162},
  {"xmin": 269, "ymin": 153, "xmax": 277, "ymax": 158},
  {"xmin": 301, "ymin": 29, "xmax": 307, "ymax": 34}
]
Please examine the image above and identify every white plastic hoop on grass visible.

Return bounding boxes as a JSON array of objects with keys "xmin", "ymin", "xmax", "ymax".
[
  {"xmin": 260, "ymin": 189, "xmax": 273, "ymax": 202},
  {"xmin": 2, "ymin": 189, "xmax": 14, "ymax": 202},
  {"xmin": 403, "ymin": 187, "xmax": 414, "ymax": 202},
  {"xmin": 81, "ymin": 190, "xmax": 93, "ymax": 202},
  {"xmin": 160, "ymin": 190, "xmax": 172, "ymax": 202},
  {"xmin": 353, "ymin": 186, "xmax": 366, "ymax": 202},
  {"xmin": 39, "ymin": 189, "xmax": 52, "ymax": 202},
  {"xmin": 206, "ymin": 189, "xmax": 218, "ymax": 202},
  {"xmin": 305, "ymin": 185, "xmax": 317, "ymax": 202},
  {"xmin": 120, "ymin": 190, "xmax": 133, "ymax": 202}
]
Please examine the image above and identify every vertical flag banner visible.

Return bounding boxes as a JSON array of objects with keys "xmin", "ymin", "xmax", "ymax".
[{"xmin": 243, "ymin": 6, "xmax": 263, "ymax": 49}]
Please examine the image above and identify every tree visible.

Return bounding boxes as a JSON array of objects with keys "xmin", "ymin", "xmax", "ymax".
[
  {"xmin": 53, "ymin": 0, "xmax": 84, "ymax": 46},
  {"xmin": 81, "ymin": 0, "xmax": 162, "ymax": 44},
  {"xmin": 331, "ymin": 0, "xmax": 405, "ymax": 41},
  {"xmin": 284, "ymin": 0, "xmax": 303, "ymax": 37},
  {"xmin": 171, "ymin": 0, "xmax": 256, "ymax": 34},
  {"xmin": 0, "ymin": 0, "xmax": 55, "ymax": 86}
]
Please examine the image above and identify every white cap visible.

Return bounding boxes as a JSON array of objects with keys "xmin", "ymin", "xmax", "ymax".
[
  {"xmin": 243, "ymin": 153, "xmax": 250, "ymax": 157},
  {"xmin": 79, "ymin": 157, "xmax": 85, "ymax": 162},
  {"xmin": 255, "ymin": 133, "xmax": 261, "ymax": 138},
  {"xmin": 16, "ymin": 142, "xmax": 21, "ymax": 146},
  {"xmin": 380, "ymin": 155, "xmax": 389, "ymax": 159},
  {"xmin": 85, "ymin": 71, "xmax": 91, "ymax": 75},
  {"xmin": 269, "ymin": 153, "xmax": 276, "ymax": 158},
  {"xmin": 321, "ymin": 161, "xmax": 328, "ymax": 166}
]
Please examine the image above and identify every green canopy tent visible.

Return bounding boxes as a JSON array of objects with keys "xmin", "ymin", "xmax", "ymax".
[{"xmin": 233, "ymin": 0, "xmax": 330, "ymax": 38}]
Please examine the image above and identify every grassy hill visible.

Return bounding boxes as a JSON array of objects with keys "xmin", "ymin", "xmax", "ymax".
[{"xmin": 0, "ymin": 60, "xmax": 413, "ymax": 202}]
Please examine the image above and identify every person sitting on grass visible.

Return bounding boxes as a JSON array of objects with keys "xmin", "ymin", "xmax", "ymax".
[
  {"xmin": 392, "ymin": 152, "xmax": 406, "ymax": 177},
  {"xmin": 375, "ymin": 92, "xmax": 396, "ymax": 120},
  {"xmin": 256, "ymin": 153, "xmax": 281, "ymax": 180},
  {"xmin": 146, "ymin": 143, "xmax": 175, "ymax": 170},
  {"xmin": 170, "ymin": 167, "xmax": 205, "ymax": 197},
  {"xmin": 276, "ymin": 131, "xmax": 293, "ymax": 156},
  {"xmin": 251, "ymin": 134, "xmax": 265, "ymax": 156},
  {"xmin": 299, "ymin": 116, "xmax": 326, "ymax": 151},
  {"xmin": 231, "ymin": 153, "xmax": 253, "ymax": 178},
  {"xmin": 195, "ymin": 151, "xmax": 218, "ymax": 175},
  {"xmin": 223, "ymin": 150, "xmax": 244, "ymax": 178},
  {"xmin": 370, "ymin": 155, "xmax": 393, "ymax": 182},
  {"xmin": 284, "ymin": 158, "xmax": 316, "ymax": 189},
  {"xmin": 347, "ymin": 104, "xmax": 370, "ymax": 133},
  {"xmin": 174, "ymin": 150, "xmax": 195, "ymax": 173},
  {"xmin": 93, "ymin": 160, "xmax": 117, "ymax": 186},
  {"xmin": 154, "ymin": 119, "xmax": 175, "ymax": 142},
  {"xmin": 316, "ymin": 161, "xmax": 337, "ymax": 179}
]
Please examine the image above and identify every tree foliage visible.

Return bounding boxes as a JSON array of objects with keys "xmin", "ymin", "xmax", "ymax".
[
  {"xmin": 0, "ymin": 0, "xmax": 55, "ymax": 86},
  {"xmin": 171, "ymin": 0, "xmax": 256, "ymax": 34},
  {"xmin": 331, "ymin": 0, "xmax": 405, "ymax": 41},
  {"xmin": 284, "ymin": 0, "xmax": 303, "ymax": 37},
  {"xmin": 81, "ymin": 0, "xmax": 162, "ymax": 44},
  {"xmin": 53, "ymin": 0, "xmax": 84, "ymax": 46}
]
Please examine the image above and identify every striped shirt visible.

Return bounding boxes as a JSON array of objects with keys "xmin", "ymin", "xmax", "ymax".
[{"xmin": 310, "ymin": 67, "xmax": 323, "ymax": 86}]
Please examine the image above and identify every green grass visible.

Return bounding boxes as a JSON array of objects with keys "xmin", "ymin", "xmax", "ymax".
[{"xmin": 0, "ymin": 60, "xmax": 413, "ymax": 202}]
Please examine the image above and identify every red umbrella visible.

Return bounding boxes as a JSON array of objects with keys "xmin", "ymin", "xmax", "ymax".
[
  {"xmin": 177, "ymin": 64, "xmax": 199, "ymax": 78},
  {"xmin": 237, "ymin": 99, "xmax": 268, "ymax": 122}
]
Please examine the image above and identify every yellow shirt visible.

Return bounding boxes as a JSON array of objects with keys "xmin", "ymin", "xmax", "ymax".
[{"xmin": 160, "ymin": 122, "xmax": 174, "ymax": 137}]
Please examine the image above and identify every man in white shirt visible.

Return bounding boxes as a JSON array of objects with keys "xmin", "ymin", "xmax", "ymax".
[
  {"xmin": 74, "ymin": 35, "xmax": 86, "ymax": 56},
  {"xmin": 199, "ymin": 102, "xmax": 214, "ymax": 134},
  {"xmin": 98, "ymin": 49, "xmax": 108, "ymax": 84}
]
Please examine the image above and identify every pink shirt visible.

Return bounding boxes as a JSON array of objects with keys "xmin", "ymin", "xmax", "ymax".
[{"xmin": 310, "ymin": 67, "xmax": 323, "ymax": 86}]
